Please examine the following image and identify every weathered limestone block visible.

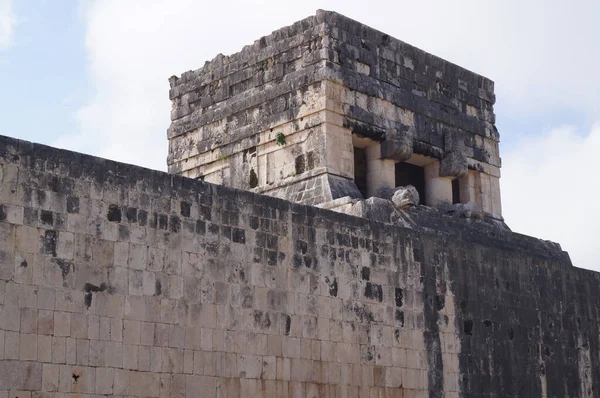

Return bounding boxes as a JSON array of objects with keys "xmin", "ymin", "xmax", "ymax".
[
  {"xmin": 380, "ymin": 127, "xmax": 414, "ymax": 162},
  {"xmin": 440, "ymin": 202, "xmax": 484, "ymax": 220},
  {"xmin": 0, "ymin": 360, "xmax": 42, "ymax": 390},
  {"xmin": 440, "ymin": 131, "xmax": 468, "ymax": 178},
  {"xmin": 391, "ymin": 186, "xmax": 420, "ymax": 209}
]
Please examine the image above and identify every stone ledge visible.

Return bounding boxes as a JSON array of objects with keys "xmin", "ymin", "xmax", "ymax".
[{"xmin": 0, "ymin": 134, "xmax": 570, "ymax": 266}]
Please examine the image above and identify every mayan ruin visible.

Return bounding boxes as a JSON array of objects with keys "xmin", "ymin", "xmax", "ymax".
[{"xmin": 0, "ymin": 9, "xmax": 598, "ymax": 398}]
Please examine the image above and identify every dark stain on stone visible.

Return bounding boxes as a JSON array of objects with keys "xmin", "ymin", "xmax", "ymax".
[
  {"xmin": 435, "ymin": 295, "xmax": 445, "ymax": 311},
  {"xmin": 348, "ymin": 302, "xmax": 375, "ymax": 323},
  {"xmin": 326, "ymin": 276, "xmax": 338, "ymax": 297},
  {"xmin": 170, "ymin": 216, "xmax": 181, "ymax": 233},
  {"xmin": 0, "ymin": 204, "xmax": 6, "ymax": 221},
  {"xmin": 195, "ymin": 219, "xmax": 206, "ymax": 234},
  {"xmin": 66, "ymin": 196, "xmax": 80, "ymax": 214},
  {"xmin": 464, "ymin": 319, "xmax": 474, "ymax": 335},
  {"xmin": 395, "ymin": 309, "xmax": 405, "ymax": 327},
  {"xmin": 232, "ymin": 228, "xmax": 245, "ymax": 244},
  {"xmin": 20, "ymin": 260, "xmax": 27, "ymax": 268},
  {"xmin": 254, "ymin": 310, "xmax": 272, "ymax": 329},
  {"xmin": 84, "ymin": 282, "xmax": 108, "ymax": 308},
  {"xmin": 249, "ymin": 169, "xmax": 258, "ymax": 188},
  {"xmin": 138, "ymin": 210, "xmax": 148, "ymax": 226},
  {"xmin": 249, "ymin": 216, "xmax": 259, "ymax": 230},
  {"xmin": 118, "ymin": 225, "xmax": 130, "ymax": 241},
  {"xmin": 42, "ymin": 230, "xmax": 57, "ymax": 257},
  {"xmin": 54, "ymin": 259, "xmax": 72, "ymax": 284},
  {"xmin": 84, "ymin": 282, "xmax": 107, "ymax": 293},
  {"xmin": 158, "ymin": 214, "xmax": 168, "ymax": 230},
  {"xmin": 296, "ymin": 240, "xmax": 308, "ymax": 254},
  {"xmin": 107, "ymin": 204, "xmax": 121, "ymax": 222},
  {"xmin": 295, "ymin": 154, "xmax": 305, "ymax": 175},
  {"xmin": 284, "ymin": 315, "xmax": 291, "ymax": 335},
  {"xmin": 155, "ymin": 280, "xmax": 162, "ymax": 296},
  {"xmin": 364, "ymin": 349, "xmax": 374, "ymax": 362},
  {"xmin": 180, "ymin": 201, "xmax": 191, "ymax": 217},
  {"xmin": 306, "ymin": 151, "xmax": 315, "ymax": 170},
  {"xmin": 40, "ymin": 210, "xmax": 53, "ymax": 226},
  {"xmin": 459, "ymin": 300, "xmax": 467, "ymax": 316},
  {"xmin": 361, "ymin": 267, "xmax": 370, "ymax": 281},
  {"xmin": 126, "ymin": 207, "xmax": 137, "ymax": 222},
  {"xmin": 364, "ymin": 282, "xmax": 383, "ymax": 302},
  {"xmin": 394, "ymin": 288, "xmax": 404, "ymax": 308}
]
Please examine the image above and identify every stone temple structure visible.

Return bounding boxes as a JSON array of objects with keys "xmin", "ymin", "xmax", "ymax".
[
  {"xmin": 0, "ymin": 9, "xmax": 599, "ymax": 398},
  {"xmin": 167, "ymin": 10, "xmax": 501, "ymax": 221}
]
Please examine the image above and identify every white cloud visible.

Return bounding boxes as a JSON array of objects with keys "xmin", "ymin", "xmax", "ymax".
[
  {"xmin": 502, "ymin": 123, "xmax": 600, "ymax": 271},
  {"xmin": 0, "ymin": 0, "xmax": 15, "ymax": 49}
]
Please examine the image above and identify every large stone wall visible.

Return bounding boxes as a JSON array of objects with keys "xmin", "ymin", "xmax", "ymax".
[{"xmin": 0, "ymin": 135, "xmax": 598, "ymax": 397}]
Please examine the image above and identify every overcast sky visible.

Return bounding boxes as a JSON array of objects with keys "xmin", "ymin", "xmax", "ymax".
[{"xmin": 0, "ymin": 0, "xmax": 599, "ymax": 270}]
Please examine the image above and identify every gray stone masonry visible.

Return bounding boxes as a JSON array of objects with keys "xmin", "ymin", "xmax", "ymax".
[
  {"xmin": 0, "ymin": 134, "xmax": 598, "ymax": 397},
  {"xmin": 167, "ymin": 10, "xmax": 502, "ymax": 219}
]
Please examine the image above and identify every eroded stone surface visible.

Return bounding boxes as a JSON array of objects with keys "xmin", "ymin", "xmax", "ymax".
[
  {"xmin": 0, "ymin": 133, "xmax": 594, "ymax": 398},
  {"xmin": 391, "ymin": 186, "xmax": 420, "ymax": 209},
  {"xmin": 167, "ymin": 10, "xmax": 502, "ymax": 219}
]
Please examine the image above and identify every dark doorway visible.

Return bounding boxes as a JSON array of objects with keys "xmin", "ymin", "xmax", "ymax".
[
  {"xmin": 395, "ymin": 162, "xmax": 426, "ymax": 204},
  {"xmin": 354, "ymin": 147, "xmax": 368, "ymax": 198},
  {"xmin": 452, "ymin": 178, "xmax": 461, "ymax": 204}
]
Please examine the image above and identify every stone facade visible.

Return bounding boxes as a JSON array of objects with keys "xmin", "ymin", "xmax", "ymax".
[
  {"xmin": 0, "ymin": 135, "xmax": 597, "ymax": 398},
  {"xmin": 167, "ymin": 10, "xmax": 502, "ymax": 219}
]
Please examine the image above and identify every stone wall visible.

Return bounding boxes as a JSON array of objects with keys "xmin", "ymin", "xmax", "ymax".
[{"xmin": 0, "ymin": 135, "xmax": 598, "ymax": 397}]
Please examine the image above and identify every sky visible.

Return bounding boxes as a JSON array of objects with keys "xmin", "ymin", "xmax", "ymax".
[{"xmin": 0, "ymin": 0, "xmax": 599, "ymax": 270}]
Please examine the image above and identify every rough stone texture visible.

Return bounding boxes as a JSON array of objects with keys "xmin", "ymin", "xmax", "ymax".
[
  {"xmin": 167, "ymin": 10, "xmax": 502, "ymax": 219},
  {"xmin": 0, "ymin": 135, "xmax": 597, "ymax": 397},
  {"xmin": 392, "ymin": 186, "xmax": 419, "ymax": 209}
]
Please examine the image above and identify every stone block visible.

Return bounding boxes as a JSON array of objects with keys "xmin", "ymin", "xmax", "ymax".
[
  {"xmin": 20, "ymin": 333, "xmax": 38, "ymax": 361},
  {"xmin": 41, "ymin": 364, "xmax": 59, "ymax": 392},
  {"xmin": 123, "ymin": 319, "xmax": 140, "ymax": 345},
  {"xmin": 123, "ymin": 344, "xmax": 139, "ymax": 370},
  {"xmin": 70, "ymin": 313, "xmax": 87, "ymax": 339},
  {"xmin": 53, "ymin": 312, "xmax": 70, "ymax": 337},
  {"xmin": 110, "ymin": 317, "xmax": 123, "ymax": 342},
  {"xmin": 65, "ymin": 337, "xmax": 76, "ymax": 365},
  {"xmin": 138, "ymin": 345, "xmax": 150, "ymax": 371},
  {"xmin": 380, "ymin": 127, "xmax": 414, "ymax": 162},
  {"xmin": 95, "ymin": 367, "xmax": 114, "ymax": 395},
  {"xmin": 0, "ymin": 360, "xmax": 42, "ymax": 390},
  {"xmin": 0, "ymin": 305, "xmax": 21, "ymax": 331},
  {"xmin": 128, "ymin": 371, "xmax": 159, "ymax": 397},
  {"xmin": 185, "ymin": 375, "xmax": 216, "ymax": 397},
  {"xmin": 76, "ymin": 339, "xmax": 89, "ymax": 366},
  {"xmin": 37, "ymin": 334, "xmax": 51, "ymax": 363},
  {"xmin": 104, "ymin": 342, "xmax": 123, "ymax": 368},
  {"xmin": 113, "ymin": 368, "xmax": 129, "ymax": 395},
  {"xmin": 238, "ymin": 354, "xmax": 262, "ymax": 379},
  {"xmin": 5, "ymin": 331, "xmax": 19, "ymax": 359}
]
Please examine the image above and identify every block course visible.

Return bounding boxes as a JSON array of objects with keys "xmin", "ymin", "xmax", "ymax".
[{"xmin": 0, "ymin": 134, "xmax": 597, "ymax": 397}]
